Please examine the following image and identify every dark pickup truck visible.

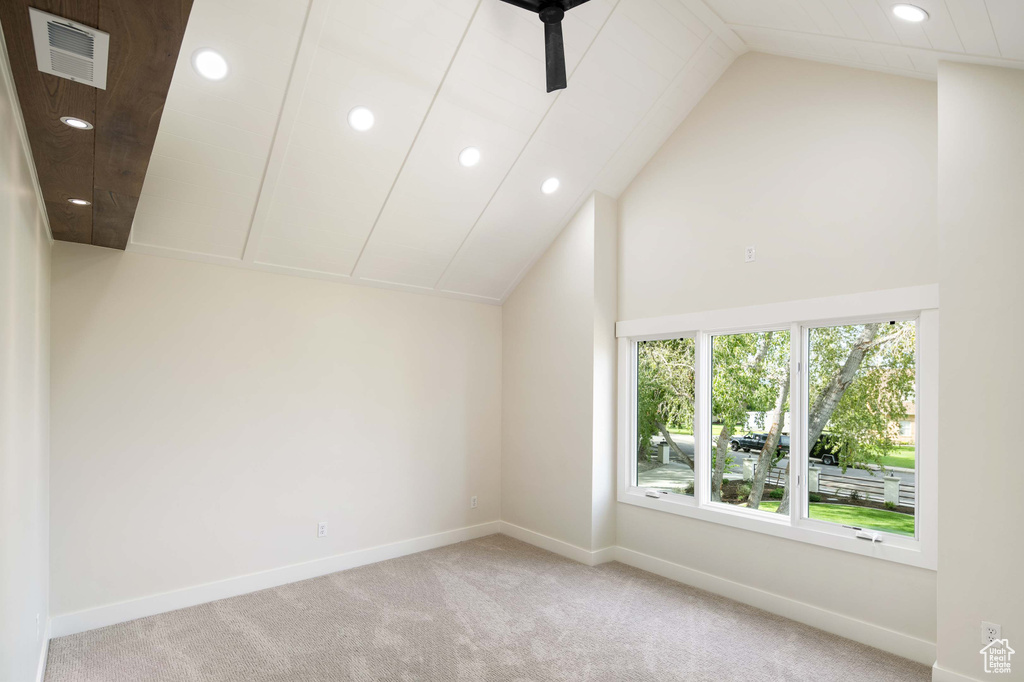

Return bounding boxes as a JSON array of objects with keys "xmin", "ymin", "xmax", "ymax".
[
  {"xmin": 729, "ymin": 433, "xmax": 790, "ymax": 454},
  {"xmin": 729, "ymin": 432, "xmax": 846, "ymax": 465}
]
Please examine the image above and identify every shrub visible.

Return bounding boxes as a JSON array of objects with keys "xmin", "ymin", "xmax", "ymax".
[
  {"xmin": 849, "ymin": 490, "xmax": 861, "ymax": 502},
  {"xmin": 884, "ymin": 500, "xmax": 897, "ymax": 510},
  {"xmin": 685, "ymin": 483, "xmax": 694, "ymax": 495},
  {"xmin": 768, "ymin": 487, "xmax": 785, "ymax": 500},
  {"xmin": 738, "ymin": 483, "xmax": 752, "ymax": 500},
  {"xmin": 809, "ymin": 493, "xmax": 822, "ymax": 503}
]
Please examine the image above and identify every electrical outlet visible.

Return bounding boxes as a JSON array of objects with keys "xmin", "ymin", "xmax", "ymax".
[
  {"xmin": 470, "ymin": 496, "xmax": 478, "ymax": 509},
  {"xmin": 317, "ymin": 521, "xmax": 327, "ymax": 538},
  {"xmin": 745, "ymin": 246, "xmax": 756, "ymax": 263},
  {"xmin": 982, "ymin": 621, "xmax": 1001, "ymax": 645}
]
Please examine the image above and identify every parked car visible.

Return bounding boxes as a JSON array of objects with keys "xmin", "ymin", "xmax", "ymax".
[
  {"xmin": 730, "ymin": 430, "xmax": 847, "ymax": 464},
  {"xmin": 730, "ymin": 432, "xmax": 790, "ymax": 454},
  {"xmin": 730, "ymin": 432, "xmax": 765, "ymax": 452}
]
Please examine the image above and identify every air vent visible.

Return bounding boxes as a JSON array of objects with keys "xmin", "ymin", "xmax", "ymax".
[{"xmin": 29, "ymin": 8, "xmax": 109, "ymax": 90}]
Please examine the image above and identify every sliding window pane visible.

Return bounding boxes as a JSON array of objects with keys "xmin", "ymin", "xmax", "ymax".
[
  {"xmin": 710, "ymin": 330, "xmax": 791, "ymax": 513},
  {"xmin": 805, "ymin": 321, "xmax": 917, "ymax": 537},
  {"xmin": 636, "ymin": 338, "xmax": 695, "ymax": 496}
]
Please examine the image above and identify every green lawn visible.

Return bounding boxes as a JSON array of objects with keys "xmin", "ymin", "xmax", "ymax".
[
  {"xmin": 876, "ymin": 452, "xmax": 916, "ymax": 469},
  {"xmin": 758, "ymin": 501, "xmax": 915, "ymax": 537},
  {"xmin": 669, "ymin": 424, "xmax": 728, "ymax": 437}
]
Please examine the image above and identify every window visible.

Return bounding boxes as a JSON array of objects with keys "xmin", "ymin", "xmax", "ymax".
[
  {"xmin": 709, "ymin": 330, "xmax": 790, "ymax": 516},
  {"xmin": 804, "ymin": 321, "xmax": 917, "ymax": 538},
  {"xmin": 617, "ymin": 286, "xmax": 937, "ymax": 569},
  {"xmin": 636, "ymin": 338, "xmax": 695, "ymax": 496}
]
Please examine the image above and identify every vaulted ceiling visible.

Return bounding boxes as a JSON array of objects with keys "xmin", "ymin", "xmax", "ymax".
[
  {"xmin": 706, "ymin": 0, "xmax": 1024, "ymax": 79},
  {"xmin": 123, "ymin": 0, "xmax": 1024, "ymax": 303},
  {"xmin": 126, "ymin": 0, "xmax": 742, "ymax": 303}
]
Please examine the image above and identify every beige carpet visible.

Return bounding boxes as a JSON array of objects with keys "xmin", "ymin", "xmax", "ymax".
[{"xmin": 45, "ymin": 534, "xmax": 929, "ymax": 681}]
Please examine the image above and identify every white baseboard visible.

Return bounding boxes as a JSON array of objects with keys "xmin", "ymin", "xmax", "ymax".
[
  {"xmin": 932, "ymin": 662, "xmax": 982, "ymax": 682},
  {"xmin": 50, "ymin": 521, "xmax": 501, "ymax": 638},
  {"xmin": 614, "ymin": 546, "xmax": 936, "ymax": 666},
  {"xmin": 498, "ymin": 521, "xmax": 615, "ymax": 566},
  {"xmin": 35, "ymin": 619, "xmax": 50, "ymax": 682}
]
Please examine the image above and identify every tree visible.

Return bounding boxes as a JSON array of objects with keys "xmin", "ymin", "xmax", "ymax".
[
  {"xmin": 635, "ymin": 322, "xmax": 915, "ymax": 516},
  {"xmin": 710, "ymin": 331, "xmax": 781, "ymax": 501},
  {"xmin": 747, "ymin": 364, "xmax": 789, "ymax": 509},
  {"xmin": 772, "ymin": 321, "xmax": 916, "ymax": 515},
  {"xmin": 636, "ymin": 338, "xmax": 696, "ymax": 470}
]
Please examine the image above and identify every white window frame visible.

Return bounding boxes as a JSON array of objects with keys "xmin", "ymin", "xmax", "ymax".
[{"xmin": 616, "ymin": 285, "xmax": 938, "ymax": 570}]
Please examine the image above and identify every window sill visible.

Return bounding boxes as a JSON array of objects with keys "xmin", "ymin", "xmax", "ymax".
[{"xmin": 619, "ymin": 488, "xmax": 936, "ymax": 570}]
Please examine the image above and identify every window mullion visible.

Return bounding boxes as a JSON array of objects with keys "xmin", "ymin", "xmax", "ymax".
[
  {"xmin": 789, "ymin": 322, "xmax": 804, "ymax": 527},
  {"xmin": 695, "ymin": 331, "xmax": 711, "ymax": 507},
  {"xmin": 627, "ymin": 339, "xmax": 638, "ymax": 491}
]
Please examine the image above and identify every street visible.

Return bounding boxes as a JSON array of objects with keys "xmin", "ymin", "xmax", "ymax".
[{"xmin": 650, "ymin": 433, "xmax": 916, "ymax": 485}]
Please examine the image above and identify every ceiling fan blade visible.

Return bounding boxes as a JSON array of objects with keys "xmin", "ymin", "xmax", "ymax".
[{"xmin": 544, "ymin": 18, "xmax": 567, "ymax": 92}]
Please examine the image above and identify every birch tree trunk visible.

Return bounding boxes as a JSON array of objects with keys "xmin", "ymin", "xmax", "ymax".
[
  {"xmin": 748, "ymin": 365, "xmax": 790, "ymax": 509},
  {"xmin": 775, "ymin": 323, "xmax": 881, "ymax": 516},
  {"xmin": 711, "ymin": 426, "xmax": 733, "ymax": 502},
  {"xmin": 806, "ymin": 323, "xmax": 881, "ymax": 449},
  {"xmin": 655, "ymin": 421, "xmax": 694, "ymax": 471},
  {"xmin": 777, "ymin": 477, "xmax": 792, "ymax": 515}
]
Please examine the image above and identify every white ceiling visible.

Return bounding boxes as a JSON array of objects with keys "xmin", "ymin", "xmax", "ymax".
[
  {"xmin": 128, "ymin": 0, "xmax": 1023, "ymax": 303},
  {"xmin": 705, "ymin": 0, "xmax": 1024, "ymax": 79},
  {"xmin": 128, "ymin": 0, "xmax": 741, "ymax": 303}
]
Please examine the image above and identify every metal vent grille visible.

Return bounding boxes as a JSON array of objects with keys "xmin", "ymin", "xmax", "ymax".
[
  {"xmin": 49, "ymin": 50, "xmax": 94, "ymax": 81},
  {"xmin": 47, "ymin": 22, "xmax": 95, "ymax": 58},
  {"xmin": 29, "ymin": 8, "xmax": 109, "ymax": 89}
]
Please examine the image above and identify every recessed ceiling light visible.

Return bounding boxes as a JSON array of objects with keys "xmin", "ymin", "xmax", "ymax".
[
  {"xmin": 541, "ymin": 177, "xmax": 560, "ymax": 195},
  {"xmin": 192, "ymin": 49, "xmax": 228, "ymax": 80},
  {"xmin": 60, "ymin": 116, "xmax": 93, "ymax": 130},
  {"xmin": 348, "ymin": 106, "xmax": 375, "ymax": 132},
  {"xmin": 892, "ymin": 4, "xmax": 928, "ymax": 22},
  {"xmin": 459, "ymin": 146, "xmax": 481, "ymax": 167},
  {"xmin": 67, "ymin": 198, "xmax": 91, "ymax": 206}
]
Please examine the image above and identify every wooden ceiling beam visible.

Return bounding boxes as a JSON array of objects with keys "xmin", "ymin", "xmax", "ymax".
[
  {"xmin": 0, "ymin": 0, "xmax": 193, "ymax": 249},
  {"xmin": 0, "ymin": 0, "xmax": 97, "ymax": 243},
  {"xmin": 92, "ymin": 0, "xmax": 192, "ymax": 249}
]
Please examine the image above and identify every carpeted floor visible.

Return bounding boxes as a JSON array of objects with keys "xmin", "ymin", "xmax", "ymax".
[{"xmin": 45, "ymin": 534, "xmax": 930, "ymax": 681}]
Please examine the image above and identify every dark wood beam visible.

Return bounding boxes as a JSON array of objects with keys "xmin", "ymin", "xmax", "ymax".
[
  {"xmin": 0, "ymin": 0, "xmax": 97, "ymax": 243},
  {"xmin": 93, "ymin": 0, "xmax": 192, "ymax": 249},
  {"xmin": 0, "ymin": 0, "xmax": 193, "ymax": 249}
]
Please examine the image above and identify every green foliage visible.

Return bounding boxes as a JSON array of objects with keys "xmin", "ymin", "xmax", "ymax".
[
  {"xmin": 637, "ymin": 338, "xmax": 696, "ymax": 454},
  {"xmin": 807, "ymin": 321, "xmax": 916, "ymax": 471},
  {"xmin": 809, "ymin": 492, "xmax": 822, "ymax": 503},
  {"xmin": 711, "ymin": 331, "xmax": 789, "ymax": 435},
  {"xmin": 767, "ymin": 487, "xmax": 785, "ymax": 500},
  {"xmin": 738, "ymin": 483, "xmax": 752, "ymax": 499},
  {"xmin": 884, "ymin": 500, "xmax": 897, "ymax": 510}
]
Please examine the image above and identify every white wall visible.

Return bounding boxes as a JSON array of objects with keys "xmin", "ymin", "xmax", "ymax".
[
  {"xmin": 0, "ymin": 39, "xmax": 50, "ymax": 682},
  {"xmin": 619, "ymin": 52, "xmax": 938, "ymax": 322},
  {"xmin": 502, "ymin": 194, "xmax": 617, "ymax": 552},
  {"xmin": 616, "ymin": 53, "xmax": 938, "ymax": 651},
  {"xmin": 936, "ymin": 62, "xmax": 1024, "ymax": 681},
  {"xmin": 50, "ymin": 243, "xmax": 501, "ymax": 617}
]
